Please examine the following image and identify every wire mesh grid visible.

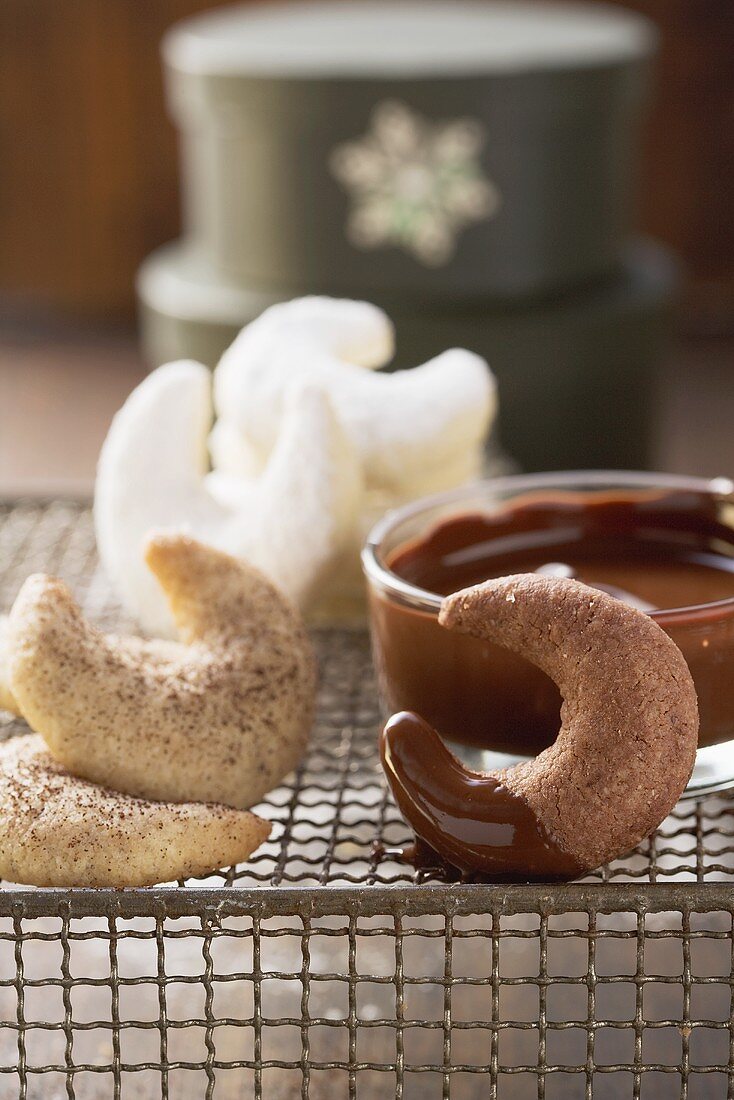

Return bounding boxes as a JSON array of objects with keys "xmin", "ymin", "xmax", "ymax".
[{"xmin": 1, "ymin": 500, "xmax": 734, "ymax": 1099}]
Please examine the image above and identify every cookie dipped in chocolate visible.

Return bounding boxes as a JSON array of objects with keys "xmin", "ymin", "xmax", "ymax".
[
  {"xmin": 379, "ymin": 574, "xmax": 698, "ymax": 880},
  {"xmin": 381, "ymin": 711, "xmax": 583, "ymax": 879}
]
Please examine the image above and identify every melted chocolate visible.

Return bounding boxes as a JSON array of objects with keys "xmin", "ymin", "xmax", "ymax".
[
  {"xmin": 381, "ymin": 711, "xmax": 584, "ymax": 880},
  {"xmin": 371, "ymin": 489, "xmax": 734, "ymax": 754},
  {"xmin": 391, "ymin": 490, "xmax": 734, "ymax": 610}
]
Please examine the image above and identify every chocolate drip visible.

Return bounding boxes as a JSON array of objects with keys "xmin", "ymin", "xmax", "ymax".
[{"xmin": 380, "ymin": 711, "xmax": 584, "ymax": 881}]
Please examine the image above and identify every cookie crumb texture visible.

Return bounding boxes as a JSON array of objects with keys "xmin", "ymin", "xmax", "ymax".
[
  {"xmin": 441, "ymin": 574, "xmax": 699, "ymax": 872},
  {"xmin": 0, "ymin": 735, "xmax": 270, "ymax": 888}
]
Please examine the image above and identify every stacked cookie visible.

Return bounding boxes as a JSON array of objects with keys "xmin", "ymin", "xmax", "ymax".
[
  {"xmin": 96, "ymin": 296, "xmax": 497, "ymax": 633},
  {"xmin": 0, "ymin": 536, "xmax": 315, "ymax": 887}
]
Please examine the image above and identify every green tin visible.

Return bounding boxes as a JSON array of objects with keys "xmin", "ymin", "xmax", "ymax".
[
  {"xmin": 163, "ymin": 1, "xmax": 656, "ymax": 302},
  {"xmin": 137, "ymin": 237, "xmax": 677, "ymax": 473}
]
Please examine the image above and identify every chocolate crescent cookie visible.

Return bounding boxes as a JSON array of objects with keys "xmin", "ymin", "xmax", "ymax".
[{"xmin": 381, "ymin": 574, "xmax": 699, "ymax": 879}]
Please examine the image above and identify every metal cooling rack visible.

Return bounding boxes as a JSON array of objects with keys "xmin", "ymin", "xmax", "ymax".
[{"xmin": 1, "ymin": 500, "xmax": 734, "ymax": 1099}]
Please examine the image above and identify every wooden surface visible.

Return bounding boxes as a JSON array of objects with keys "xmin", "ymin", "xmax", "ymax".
[
  {"xmin": 0, "ymin": 326, "xmax": 731, "ymax": 498},
  {"xmin": 0, "ymin": 0, "xmax": 732, "ymax": 325},
  {"xmin": 592, "ymin": 0, "xmax": 734, "ymax": 331},
  {"xmin": 0, "ymin": 0, "xmax": 226, "ymax": 317}
]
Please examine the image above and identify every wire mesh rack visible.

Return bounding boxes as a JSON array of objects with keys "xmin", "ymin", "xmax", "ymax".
[{"xmin": 1, "ymin": 500, "xmax": 734, "ymax": 1100}]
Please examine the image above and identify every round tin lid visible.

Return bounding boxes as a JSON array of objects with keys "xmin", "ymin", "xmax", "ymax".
[
  {"xmin": 164, "ymin": 1, "xmax": 655, "ymax": 80},
  {"xmin": 137, "ymin": 238, "xmax": 678, "ymax": 330}
]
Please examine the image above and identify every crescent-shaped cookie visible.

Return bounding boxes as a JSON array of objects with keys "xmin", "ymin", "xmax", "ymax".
[
  {"xmin": 381, "ymin": 574, "xmax": 699, "ymax": 878},
  {"xmin": 6, "ymin": 534, "xmax": 316, "ymax": 810},
  {"xmin": 213, "ymin": 296, "xmax": 496, "ymax": 495},
  {"xmin": 94, "ymin": 360, "xmax": 362, "ymax": 637},
  {"xmin": 0, "ymin": 735, "xmax": 270, "ymax": 887},
  {"xmin": 0, "ymin": 616, "xmax": 19, "ymax": 716}
]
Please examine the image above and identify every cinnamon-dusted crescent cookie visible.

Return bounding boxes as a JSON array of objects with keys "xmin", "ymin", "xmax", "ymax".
[
  {"xmin": 381, "ymin": 574, "xmax": 699, "ymax": 879},
  {"xmin": 6, "ymin": 534, "xmax": 316, "ymax": 810},
  {"xmin": 0, "ymin": 616, "xmax": 19, "ymax": 716},
  {"xmin": 0, "ymin": 735, "xmax": 270, "ymax": 888}
]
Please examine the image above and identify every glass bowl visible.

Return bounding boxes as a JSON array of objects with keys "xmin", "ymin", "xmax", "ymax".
[{"xmin": 362, "ymin": 470, "xmax": 734, "ymax": 797}]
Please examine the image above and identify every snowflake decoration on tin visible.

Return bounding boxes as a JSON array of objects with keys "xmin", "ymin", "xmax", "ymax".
[{"xmin": 330, "ymin": 100, "xmax": 500, "ymax": 267}]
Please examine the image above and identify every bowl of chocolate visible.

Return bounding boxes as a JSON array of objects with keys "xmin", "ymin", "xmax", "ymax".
[{"xmin": 363, "ymin": 471, "xmax": 734, "ymax": 796}]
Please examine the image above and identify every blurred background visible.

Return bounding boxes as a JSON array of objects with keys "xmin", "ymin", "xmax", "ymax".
[{"xmin": 0, "ymin": 0, "xmax": 732, "ymax": 496}]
